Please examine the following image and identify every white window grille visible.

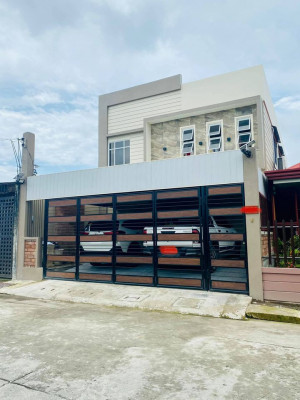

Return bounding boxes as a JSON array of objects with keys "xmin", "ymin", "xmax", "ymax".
[
  {"xmin": 181, "ymin": 126, "xmax": 195, "ymax": 156},
  {"xmin": 108, "ymin": 140, "xmax": 130, "ymax": 166},
  {"xmin": 237, "ymin": 117, "xmax": 252, "ymax": 147},
  {"xmin": 208, "ymin": 123, "xmax": 222, "ymax": 152}
]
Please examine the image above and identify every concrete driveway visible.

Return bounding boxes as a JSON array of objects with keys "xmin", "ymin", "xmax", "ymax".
[{"xmin": 0, "ymin": 295, "xmax": 299, "ymax": 400}]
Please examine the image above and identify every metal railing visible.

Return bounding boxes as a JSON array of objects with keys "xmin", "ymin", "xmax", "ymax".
[{"xmin": 262, "ymin": 220, "xmax": 300, "ymax": 268}]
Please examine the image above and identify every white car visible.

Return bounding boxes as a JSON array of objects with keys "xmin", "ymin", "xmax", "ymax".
[
  {"xmin": 143, "ymin": 216, "xmax": 237, "ymax": 255},
  {"xmin": 80, "ymin": 220, "xmax": 141, "ymax": 254}
]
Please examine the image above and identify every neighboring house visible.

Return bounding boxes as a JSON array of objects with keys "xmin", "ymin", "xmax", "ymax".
[{"xmin": 17, "ymin": 66, "xmax": 287, "ymax": 301}]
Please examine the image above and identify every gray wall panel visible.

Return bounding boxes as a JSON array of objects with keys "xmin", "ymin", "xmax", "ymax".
[{"xmin": 27, "ymin": 151, "xmax": 244, "ymax": 200}]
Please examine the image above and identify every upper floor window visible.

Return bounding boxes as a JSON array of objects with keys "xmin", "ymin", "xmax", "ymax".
[
  {"xmin": 109, "ymin": 140, "xmax": 130, "ymax": 166},
  {"xmin": 207, "ymin": 121, "xmax": 222, "ymax": 152},
  {"xmin": 236, "ymin": 116, "xmax": 252, "ymax": 148},
  {"xmin": 180, "ymin": 126, "xmax": 195, "ymax": 156}
]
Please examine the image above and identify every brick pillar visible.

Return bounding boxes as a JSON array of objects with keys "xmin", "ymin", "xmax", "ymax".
[{"xmin": 23, "ymin": 237, "xmax": 42, "ymax": 280}]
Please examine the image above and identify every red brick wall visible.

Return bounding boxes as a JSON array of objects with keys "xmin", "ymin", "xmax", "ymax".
[
  {"xmin": 24, "ymin": 238, "xmax": 38, "ymax": 268},
  {"xmin": 261, "ymin": 231, "xmax": 273, "ymax": 258}
]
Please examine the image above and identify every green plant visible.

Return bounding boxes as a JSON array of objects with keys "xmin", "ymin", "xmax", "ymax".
[{"xmin": 273, "ymin": 234, "xmax": 300, "ymax": 268}]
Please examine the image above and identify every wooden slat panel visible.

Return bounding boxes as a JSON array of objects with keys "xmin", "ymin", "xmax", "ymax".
[
  {"xmin": 117, "ymin": 234, "xmax": 152, "ymax": 241},
  {"xmin": 210, "ymin": 233, "xmax": 243, "ymax": 241},
  {"xmin": 211, "ymin": 281, "xmax": 246, "ymax": 291},
  {"xmin": 158, "ymin": 277, "xmax": 201, "ymax": 287},
  {"xmin": 116, "ymin": 256, "xmax": 152, "ymax": 264},
  {"xmin": 48, "ymin": 236, "xmax": 76, "ymax": 242},
  {"xmin": 157, "ymin": 189, "xmax": 198, "ymax": 199},
  {"xmin": 79, "ymin": 273, "xmax": 111, "ymax": 281},
  {"xmin": 117, "ymin": 212, "xmax": 152, "ymax": 220},
  {"xmin": 158, "ymin": 257, "xmax": 200, "ymax": 266},
  {"xmin": 80, "ymin": 235, "xmax": 112, "ymax": 242},
  {"xmin": 80, "ymin": 256, "xmax": 112, "ymax": 263},
  {"xmin": 49, "ymin": 216, "xmax": 76, "ymax": 222},
  {"xmin": 47, "ymin": 255, "xmax": 75, "ymax": 262},
  {"xmin": 209, "ymin": 208, "xmax": 242, "ymax": 216},
  {"xmin": 157, "ymin": 210, "xmax": 198, "ymax": 219},
  {"xmin": 117, "ymin": 193, "xmax": 152, "ymax": 203},
  {"xmin": 80, "ymin": 214, "xmax": 112, "ymax": 221},
  {"xmin": 211, "ymin": 259, "xmax": 245, "ymax": 268},
  {"xmin": 208, "ymin": 186, "xmax": 242, "ymax": 196},
  {"xmin": 158, "ymin": 233, "xmax": 198, "ymax": 241},
  {"xmin": 116, "ymin": 275, "xmax": 153, "ymax": 284},
  {"xmin": 49, "ymin": 199, "xmax": 76, "ymax": 207},
  {"xmin": 81, "ymin": 196, "xmax": 112, "ymax": 205},
  {"xmin": 46, "ymin": 271, "xmax": 75, "ymax": 279}
]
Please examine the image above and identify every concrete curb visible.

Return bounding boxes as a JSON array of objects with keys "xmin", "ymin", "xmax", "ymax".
[
  {"xmin": 246, "ymin": 304, "xmax": 300, "ymax": 324},
  {"xmin": 0, "ymin": 280, "xmax": 252, "ymax": 320}
]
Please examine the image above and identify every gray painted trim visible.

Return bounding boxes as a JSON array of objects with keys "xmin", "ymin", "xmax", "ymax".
[
  {"xmin": 145, "ymin": 95, "xmax": 261, "ymax": 124},
  {"xmin": 98, "ymin": 74, "xmax": 182, "ymax": 167},
  {"xmin": 107, "ymin": 128, "xmax": 143, "ymax": 138}
]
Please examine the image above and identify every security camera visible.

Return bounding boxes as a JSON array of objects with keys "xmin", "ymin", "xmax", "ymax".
[{"xmin": 240, "ymin": 140, "xmax": 256, "ymax": 158}]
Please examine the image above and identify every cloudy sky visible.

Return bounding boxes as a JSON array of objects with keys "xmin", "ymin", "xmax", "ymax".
[{"xmin": 0, "ymin": 0, "xmax": 299, "ymax": 181}]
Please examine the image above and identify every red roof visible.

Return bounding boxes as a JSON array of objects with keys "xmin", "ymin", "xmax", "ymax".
[
  {"xmin": 289, "ymin": 163, "xmax": 300, "ymax": 170},
  {"xmin": 265, "ymin": 166, "xmax": 300, "ymax": 181}
]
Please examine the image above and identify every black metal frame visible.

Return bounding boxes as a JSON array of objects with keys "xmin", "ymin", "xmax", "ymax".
[
  {"xmin": 43, "ymin": 184, "xmax": 249, "ymax": 294},
  {"xmin": 0, "ymin": 183, "xmax": 16, "ymax": 279}
]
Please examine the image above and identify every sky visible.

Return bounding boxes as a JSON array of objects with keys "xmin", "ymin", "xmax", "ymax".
[{"xmin": 0, "ymin": 0, "xmax": 299, "ymax": 182}]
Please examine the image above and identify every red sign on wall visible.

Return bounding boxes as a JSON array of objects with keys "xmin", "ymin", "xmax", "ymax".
[{"xmin": 240, "ymin": 206, "xmax": 262, "ymax": 214}]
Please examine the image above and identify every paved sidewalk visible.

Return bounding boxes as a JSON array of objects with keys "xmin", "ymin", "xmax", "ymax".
[{"xmin": 0, "ymin": 280, "xmax": 251, "ymax": 320}]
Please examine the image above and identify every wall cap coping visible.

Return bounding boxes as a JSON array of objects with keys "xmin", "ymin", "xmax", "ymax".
[{"xmin": 262, "ymin": 267, "xmax": 300, "ymax": 275}]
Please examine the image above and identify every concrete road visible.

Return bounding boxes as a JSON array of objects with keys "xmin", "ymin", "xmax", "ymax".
[{"xmin": 0, "ymin": 295, "xmax": 299, "ymax": 400}]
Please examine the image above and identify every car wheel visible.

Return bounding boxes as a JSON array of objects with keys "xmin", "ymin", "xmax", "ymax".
[{"xmin": 128, "ymin": 242, "xmax": 141, "ymax": 255}]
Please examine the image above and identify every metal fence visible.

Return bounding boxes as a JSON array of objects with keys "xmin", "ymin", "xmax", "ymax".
[{"xmin": 262, "ymin": 220, "xmax": 300, "ymax": 268}]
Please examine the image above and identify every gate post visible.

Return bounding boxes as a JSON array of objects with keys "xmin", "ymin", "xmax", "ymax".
[
  {"xmin": 243, "ymin": 152, "xmax": 264, "ymax": 300},
  {"xmin": 15, "ymin": 132, "xmax": 43, "ymax": 281}
]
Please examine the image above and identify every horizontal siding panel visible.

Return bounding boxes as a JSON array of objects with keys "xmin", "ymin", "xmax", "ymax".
[
  {"xmin": 262, "ymin": 267, "xmax": 300, "ymax": 275},
  {"xmin": 263, "ymin": 273, "xmax": 300, "ymax": 283},
  {"xmin": 108, "ymin": 91, "xmax": 181, "ymax": 134},
  {"xmin": 108, "ymin": 93, "xmax": 181, "ymax": 114},
  {"xmin": 264, "ymin": 290, "xmax": 300, "ymax": 303},
  {"xmin": 263, "ymin": 281, "xmax": 300, "ymax": 292},
  {"xmin": 263, "ymin": 104, "xmax": 275, "ymax": 171}
]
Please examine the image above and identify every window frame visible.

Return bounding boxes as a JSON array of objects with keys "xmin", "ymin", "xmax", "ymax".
[
  {"xmin": 206, "ymin": 120, "xmax": 223, "ymax": 153},
  {"xmin": 108, "ymin": 139, "xmax": 130, "ymax": 166},
  {"xmin": 180, "ymin": 125, "xmax": 195, "ymax": 157},
  {"xmin": 235, "ymin": 115, "xmax": 253, "ymax": 149}
]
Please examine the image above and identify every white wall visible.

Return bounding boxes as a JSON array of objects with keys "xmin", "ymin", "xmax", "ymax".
[
  {"xmin": 181, "ymin": 65, "xmax": 277, "ymax": 125},
  {"xmin": 27, "ymin": 150, "xmax": 244, "ymax": 200}
]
